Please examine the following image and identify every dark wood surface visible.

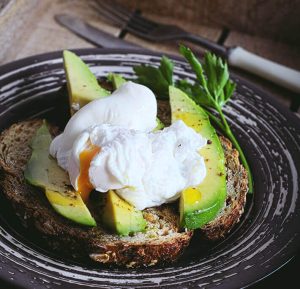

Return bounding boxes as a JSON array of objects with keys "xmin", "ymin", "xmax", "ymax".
[
  {"xmin": 115, "ymin": 0, "xmax": 300, "ymax": 46},
  {"xmin": 1, "ymin": 0, "xmax": 299, "ymax": 113}
]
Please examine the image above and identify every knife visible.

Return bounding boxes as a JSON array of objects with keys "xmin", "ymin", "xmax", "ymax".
[{"xmin": 55, "ymin": 14, "xmax": 142, "ymax": 50}]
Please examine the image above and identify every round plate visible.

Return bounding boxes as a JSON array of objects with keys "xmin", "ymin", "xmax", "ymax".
[{"xmin": 0, "ymin": 49, "xmax": 299, "ymax": 289}]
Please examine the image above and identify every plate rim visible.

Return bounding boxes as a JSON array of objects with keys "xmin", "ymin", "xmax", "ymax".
[
  {"xmin": 0, "ymin": 47, "xmax": 299, "ymax": 132},
  {"xmin": 0, "ymin": 48, "xmax": 299, "ymax": 289}
]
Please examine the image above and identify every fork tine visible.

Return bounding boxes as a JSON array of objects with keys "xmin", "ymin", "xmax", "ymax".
[
  {"xmin": 91, "ymin": 2, "xmax": 127, "ymax": 27},
  {"xmin": 126, "ymin": 18, "xmax": 154, "ymax": 35},
  {"xmin": 110, "ymin": 1, "xmax": 159, "ymax": 31},
  {"xmin": 121, "ymin": 11, "xmax": 160, "ymax": 36},
  {"xmin": 129, "ymin": 15, "xmax": 158, "ymax": 31},
  {"xmin": 95, "ymin": 0, "xmax": 158, "ymax": 33},
  {"xmin": 96, "ymin": 1, "xmax": 132, "ymax": 24},
  {"xmin": 125, "ymin": 23, "xmax": 149, "ymax": 35},
  {"xmin": 131, "ymin": 14, "xmax": 158, "ymax": 30},
  {"xmin": 101, "ymin": 0, "xmax": 133, "ymax": 18}
]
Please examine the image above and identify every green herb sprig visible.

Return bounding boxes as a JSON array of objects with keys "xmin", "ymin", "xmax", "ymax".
[
  {"xmin": 134, "ymin": 46, "xmax": 253, "ymax": 193},
  {"xmin": 133, "ymin": 56, "xmax": 174, "ymax": 99},
  {"xmin": 178, "ymin": 45, "xmax": 252, "ymax": 193}
]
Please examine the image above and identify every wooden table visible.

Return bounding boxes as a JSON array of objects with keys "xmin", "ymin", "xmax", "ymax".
[
  {"xmin": 1, "ymin": 0, "xmax": 300, "ymax": 113},
  {"xmin": 0, "ymin": 0, "xmax": 299, "ymax": 288}
]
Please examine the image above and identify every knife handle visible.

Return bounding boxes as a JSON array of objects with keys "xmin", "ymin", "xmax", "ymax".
[{"xmin": 228, "ymin": 46, "xmax": 300, "ymax": 94}]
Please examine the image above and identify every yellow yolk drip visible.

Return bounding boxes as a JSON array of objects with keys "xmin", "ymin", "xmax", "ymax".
[{"xmin": 78, "ymin": 144, "xmax": 101, "ymax": 202}]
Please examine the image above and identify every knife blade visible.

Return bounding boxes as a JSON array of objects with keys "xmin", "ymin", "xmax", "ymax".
[{"xmin": 55, "ymin": 14, "xmax": 142, "ymax": 50}]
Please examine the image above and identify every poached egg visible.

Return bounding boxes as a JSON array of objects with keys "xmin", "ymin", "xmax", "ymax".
[
  {"xmin": 50, "ymin": 82, "xmax": 207, "ymax": 209},
  {"xmin": 50, "ymin": 81, "xmax": 157, "ymax": 170}
]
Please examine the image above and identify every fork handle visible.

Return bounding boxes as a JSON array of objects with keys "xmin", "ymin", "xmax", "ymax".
[
  {"xmin": 228, "ymin": 47, "xmax": 300, "ymax": 94},
  {"xmin": 185, "ymin": 33, "xmax": 300, "ymax": 93},
  {"xmin": 184, "ymin": 33, "xmax": 228, "ymax": 58}
]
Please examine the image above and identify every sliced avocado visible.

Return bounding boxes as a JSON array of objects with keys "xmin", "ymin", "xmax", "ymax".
[
  {"xmin": 24, "ymin": 122, "xmax": 96, "ymax": 226},
  {"xmin": 169, "ymin": 86, "xmax": 226, "ymax": 229},
  {"xmin": 102, "ymin": 190, "xmax": 146, "ymax": 236},
  {"xmin": 154, "ymin": 117, "xmax": 165, "ymax": 131},
  {"xmin": 63, "ymin": 50, "xmax": 110, "ymax": 114},
  {"xmin": 107, "ymin": 73, "xmax": 127, "ymax": 90}
]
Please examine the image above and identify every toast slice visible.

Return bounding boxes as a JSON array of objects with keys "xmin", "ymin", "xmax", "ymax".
[
  {"xmin": 157, "ymin": 100, "xmax": 248, "ymax": 240},
  {"xmin": 0, "ymin": 119, "xmax": 248, "ymax": 267},
  {"xmin": 201, "ymin": 136, "xmax": 248, "ymax": 240},
  {"xmin": 0, "ymin": 120, "xmax": 192, "ymax": 267}
]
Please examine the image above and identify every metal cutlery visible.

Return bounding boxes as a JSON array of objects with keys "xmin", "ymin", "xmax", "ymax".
[
  {"xmin": 55, "ymin": 14, "xmax": 142, "ymax": 50},
  {"xmin": 93, "ymin": 0, "xmax": 300, "ymax": 94}
]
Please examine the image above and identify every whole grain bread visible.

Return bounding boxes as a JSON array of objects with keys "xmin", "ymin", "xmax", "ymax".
[
  {"xmin": 0, "ymin": 120, "xmax": 192, "ymax": 267},
  {"xmin": 201, "ymin": 136, "xmax": 248, "ymax": 240},
  {"xmin": 157, "ymin": 99, "xmax": 248, "ymax": 240},
  {"xmin": 0, "ymin": 119, "xmax": 247, "ymax": 267}
]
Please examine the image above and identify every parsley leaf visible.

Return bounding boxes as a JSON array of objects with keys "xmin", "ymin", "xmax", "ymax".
[
  {"xmin": 133, "ymin": 45, "xmax": 252, "ymax": 193},
  {"xmin": 179, "ymin": 45, "xmax": 236, "ymax": 109},
  {"xmin": 133, "ymin": 56, "xmax": 173, "ymax": 99},
  {"xmin": 179, "ymin": 45, "xmax": 252, "ymax": 193}
]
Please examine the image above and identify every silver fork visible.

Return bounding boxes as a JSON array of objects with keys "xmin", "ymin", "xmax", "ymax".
[
  {"xmin": 92, "ymin": 1, "xmax": 228, "ymax": 58},
  {"xmin": 92, "ymin": 0, "xmax": 300, "ymax": 94}
]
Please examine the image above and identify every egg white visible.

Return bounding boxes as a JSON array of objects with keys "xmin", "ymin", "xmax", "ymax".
[{"xmin": 50, "ymin": 82, "xmax": 207, "ymax": 210}]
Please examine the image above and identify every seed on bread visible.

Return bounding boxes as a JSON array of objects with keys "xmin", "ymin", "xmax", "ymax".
[
  {"xmin": 0, "ymin": 119, "xmax": 247, "ymax": 267},
  {"xmin": 0, "ymin": 120, "xmax": 193, "ymax": 267},
  {"xmin": 200, "ymin": 136, "xmax": 248, "ymax": 240}
]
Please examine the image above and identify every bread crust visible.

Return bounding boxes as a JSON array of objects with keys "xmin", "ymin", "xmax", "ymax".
[
  {"xmin": 200, "ymin": 136, "xmax": 248, "ymax": 240},
  {"xmin": 0, "ymin": 120, "xmax": 192, "ymax": 267},
  {"xmin": 0, "ymin": 119, "xmax": 247, "ymax": 267}
]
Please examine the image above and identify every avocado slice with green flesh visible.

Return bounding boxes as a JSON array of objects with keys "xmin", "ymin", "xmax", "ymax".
[
  {"xmin": 24, "ymin": 122, "xmax": 96, "ymax": 226},
  {"xmin": 102, "ymin": 190, "xmax": 146, "ymax": 236},
  {"xmin": 63, "ymin": 50, "xmax": 110, "ymax": 114},
  {"xmin": 169, "ymin": 86, "xmax": 226, "ymax": 229},
  {"xmin": 107, "ymin": 73, "xmax": 127, "ymax": 90},
  {"xmin": 154, "ymin": 117, "xmax": 165, "ymax": 131}
]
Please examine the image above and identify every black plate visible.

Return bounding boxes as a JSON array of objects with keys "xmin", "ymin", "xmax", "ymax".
[{"xmin": 0, "ymin": 49, "xmax": 299, "ymax": 289}]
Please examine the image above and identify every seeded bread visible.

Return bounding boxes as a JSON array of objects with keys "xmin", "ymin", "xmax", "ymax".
[
  {"xmin": 201, "ymin": 136, "xmax": 248, "ymax": 240},
  {"xmin": 0, "ymin": 119, "xmax": 248, "ymax": 267},
  {"xmin": 0, "ymin": 120, "xmax": 192, "ymax": 267},
  {"xmin": 157, "ymin": 99, "xmax": 248, "ymax": 240}
]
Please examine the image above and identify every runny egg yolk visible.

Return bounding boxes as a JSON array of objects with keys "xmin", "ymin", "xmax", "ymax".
[{"xmin": 78, "ymin": 144, "xmax": 101, "ymax": 202}]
